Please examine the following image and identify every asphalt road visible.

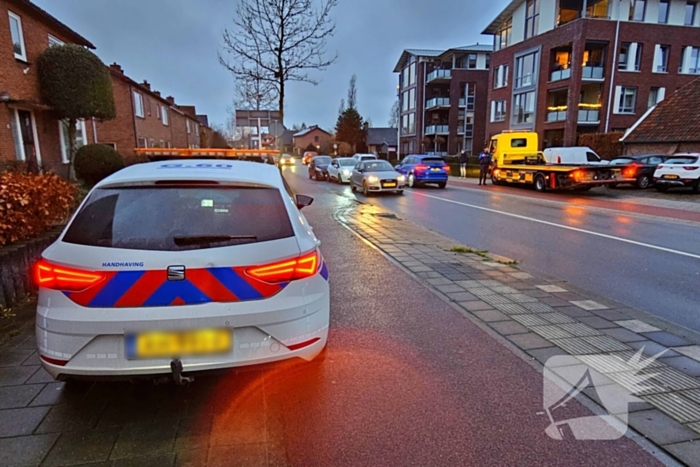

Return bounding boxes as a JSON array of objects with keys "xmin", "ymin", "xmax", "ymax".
[{"xmin": 284, "ymin": 163, "xmax": 700, "ymax": 334}]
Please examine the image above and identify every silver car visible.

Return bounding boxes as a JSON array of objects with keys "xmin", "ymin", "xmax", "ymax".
[{"xmin": 350, "ymin": 160, "xmax": 406, "ymax": 196}]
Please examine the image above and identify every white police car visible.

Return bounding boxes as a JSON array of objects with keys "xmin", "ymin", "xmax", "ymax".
[{"xmin": 35, "ymin": 160, "xmax": 329, "ymax": 381}]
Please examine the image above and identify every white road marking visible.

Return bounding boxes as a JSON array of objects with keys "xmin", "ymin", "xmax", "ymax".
[{"xmin": 408, "ymin": 191, "xmax": 700, "ymax": 260}]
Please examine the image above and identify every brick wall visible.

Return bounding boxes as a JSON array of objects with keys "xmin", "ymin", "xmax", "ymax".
[
  {"xmin": 450, "ymin": 69, "xmax": 490, "ymax": 154},
  {"xmin": 91, "ymin": 74, "xmax": 137, "ymax": 163},
  {"xmin": 0, "ymin": 0, "xmax": 88, "ymax": 171},
  {"xmin": 133, "ymin": 88, "xmax": 173, "ymax": 149},
  {"xmin": 170, "ymin": 109, "xmax": 188, "ymax": 148},
  {"xmin": 294, "ymin": 129, "xmax": 332, "ymax": 154}
]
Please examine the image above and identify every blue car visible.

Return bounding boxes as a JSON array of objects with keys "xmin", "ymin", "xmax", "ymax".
[{"xmin": 395, "ymin": 155, "xmax": 449, "ymax": 189}]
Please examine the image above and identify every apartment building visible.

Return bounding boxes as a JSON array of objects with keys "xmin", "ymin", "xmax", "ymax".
[
  {"xmin": 0, "ymin": 0, "xmax": 95, "ymax": 176},
  {"xmin": 483, "ymin": 0, "xmax": 700, "ymax": 148},
  {"xmin": 394, "ymin": 44, "xmax": 492, "ymax": 156}
]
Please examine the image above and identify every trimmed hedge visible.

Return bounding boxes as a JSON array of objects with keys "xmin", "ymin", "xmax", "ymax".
[
  {"xmin": 578, "ymin": 133, "xmax": 624, "ymax": 160},
  {"xmin": 74, "ymin": 144, "xmax": 125, "ymax": 186},
  {"xmin": 0, "ymin": 172, "xmax": 76, "ymax": 246}
]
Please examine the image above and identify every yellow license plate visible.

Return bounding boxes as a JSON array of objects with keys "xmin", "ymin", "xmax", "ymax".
[
  {"xmin": 384, "ymin": 183, "xmax": 397, "ymax": 187},
  {"xmin": 431, "ymin": 168, "xmax": 440, "ymax": 172},
  {"xmin": 127, "ymin": 329, "xmax": 232, "ymax": 359},
  {"xmin": 665, "ymin": 174, "xmax": 679, "ymax": 179}
]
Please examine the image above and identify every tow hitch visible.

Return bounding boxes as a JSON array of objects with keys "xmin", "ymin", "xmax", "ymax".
[{"xmin": 170, "ymin": 359, "xmax": 194, "ymax": 385}]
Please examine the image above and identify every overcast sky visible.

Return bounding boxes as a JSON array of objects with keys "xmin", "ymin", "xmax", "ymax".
[{"xmin": 34, "ymin": 0, "xmax": 507, "ymax": 130}]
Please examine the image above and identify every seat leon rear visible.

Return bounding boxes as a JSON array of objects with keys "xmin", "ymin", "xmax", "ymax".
[{"xmin": 35, "ymin": 161, "xmax": 329, "ymax": 380}]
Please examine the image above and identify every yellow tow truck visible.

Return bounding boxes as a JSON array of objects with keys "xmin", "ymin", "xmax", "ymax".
[{"xmin": 488, "ymin": 131, "xmax": 632, "ymax": 192}]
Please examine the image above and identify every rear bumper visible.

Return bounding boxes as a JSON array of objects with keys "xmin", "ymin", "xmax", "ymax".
[
  {"xmin": 415, "ymin": 175, "xmax": 448, "ymax": 183},
  {"xmin": 36, "ymin": 277, "xmax": 330, "ymax": 379},
  {"xmin": 654, "ymin": 178, "xmax": 697, "ymax": 187}
]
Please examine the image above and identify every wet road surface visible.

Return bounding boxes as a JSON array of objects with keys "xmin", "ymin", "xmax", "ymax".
[{"xmin": 283, "ymin": 164, "xmax": 700, "ymax": 334}]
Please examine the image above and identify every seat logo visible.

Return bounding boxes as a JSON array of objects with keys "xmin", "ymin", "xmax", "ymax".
[{"xmin": 167, "ymin": 266, "xmax": 186, "ymax": 281}]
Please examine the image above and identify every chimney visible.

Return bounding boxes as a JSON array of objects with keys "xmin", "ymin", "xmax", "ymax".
[
  {"xmin": 109, "ymin": 63, "xmax": 123, "ymax": 74},
  {"xmin": 166, "ymin": 96, "xmax": 175, "ymax": 105},
  {"xmin": 142, "ymin": 80, "xmax": 151, "ymax": 90},
  {"xmin": 154, "ymin": 90, "xmax": 161, "ymax": 97}
]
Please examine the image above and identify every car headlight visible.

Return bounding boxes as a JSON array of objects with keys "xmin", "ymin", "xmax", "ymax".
[
  {"xmin": 398, "ymin": 175, "xmax": 406, "ymax": 182},
  {"xmin": 342, "ymin": 169, "xmax": 351, "ymax": 175},
  {"xmin": 367, "ymin": 175, "xmax": 379, "ymax": 183}
]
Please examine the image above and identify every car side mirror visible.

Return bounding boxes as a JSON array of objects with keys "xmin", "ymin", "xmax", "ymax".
[
  {"xmin": 395, "ymin": 164, "xmax": 401, "ymax": 169},
  {"xmin": 296, "ymin": 194, "xmax": 314, "ymax": 210}
]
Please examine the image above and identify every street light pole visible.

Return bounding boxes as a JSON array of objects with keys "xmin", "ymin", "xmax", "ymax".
[{"xmin": 396, "ymin": 84, "xmax": 401, "ymax": 163}]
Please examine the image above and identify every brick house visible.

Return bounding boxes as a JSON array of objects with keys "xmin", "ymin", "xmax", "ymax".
[
  {"xmin": 482, "ymin": 0, "xmax": 700, "ymax": 149},
  {"xmin": 393, "ymin": 45, "xmax": 492, "ymax": 157},
  {"xmin": 292, "ymin": 126, "xmax": 332, "ymax": 154},
  {"xmin": 621, "ymin": 76, "xmax": 700, "ymax": 154},
  {"xmin": 0, "ymin": 0, "xmax": 96, "ymax": 176},
  {"xmin": 366, "ymin": 127, "xmax": 398, "ymax": 158},
  {"xmin": 93, "ymin": 64, "xmax": 204, "ymax": 163}
]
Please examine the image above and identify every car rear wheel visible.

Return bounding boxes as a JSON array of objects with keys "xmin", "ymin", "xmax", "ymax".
[
  {"xmin": 437, "ymin": 182, "xmax": 446, "ymax": 189},
  {"xmin": 635, "ymin": 175, "xmax": 651, "ymax": 189},
  {"xmin": 656, "ymin": 185, "xmax": 669, "ymax": 192},
  {"xmin": 608, "ymin": 183, "xmax": 619, "ymax": 189},
  {"xmin": 534, "ymin": 174, "xmax": 547, "ymax": 192},
  {"xmin": 693, "ymin": 181, "xmax": 700, "ymax": 194}
]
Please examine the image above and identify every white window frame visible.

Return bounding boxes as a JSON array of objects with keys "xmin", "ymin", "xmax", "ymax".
[
  {"xmin": 10, "ymin": 109, "xmax": 42, "ymax": 165},
  {"xmin": 616, "ymin": 86, "xmax": 637, "ymax": 114},
  {"xmin": 137, "ymin": 137, "xmax": 148, "ymax": 148},
  {"xmin": 133, "ymin": 92, "xmax": 144, "ymax": 118},
  {"xmin": 186, "ymin": 119, "xmax": 191, "ymax": 134},
  {"xmin": 654, "ymin": 45, "xmax": 670, "ymax": 73},
  {"xmin": 48, "ymin": 35, "xmax": 64, "ymax": 47},
  {"xmin": 58, "ymin": 119, "xmax": 87, "ymax": 164},
  {"xmin": 686, "ymin": 2, "xmax": 697, "ymax": 26},
  {"xmin": 8, "ymin": 11, "xmax": 27, "ymax": 61},
  {"xmin": 658, "ymin": 0, "xmax": 669, "ymax": 23},
  {"xmin": 161, "ymin": 106, "xmax": 169, "ymax": 126},
  {"xmin": 491, "ymin": 100, "xmax": 507, "ymax": 122}
]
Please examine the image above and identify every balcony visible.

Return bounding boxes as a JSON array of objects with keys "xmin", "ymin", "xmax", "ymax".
[
  {"xmin": 582, "ymin": 65, "xmax": 604, "ymax": 80},
  {"xmin": 426, "ymin": 97, "xmax": 450, "ymax": 109},
  {"xmin": 550, "ymin": 68, "xmax": 571, "ymax": 82},
  {"xmin": 425, "ymin": 125, "xmax": 449, "ymax": 135},
  {"xmin": 427, "ymin": 69, "xmax": 451, "ymax": 82},
  {"xmin": 459, "ymin": 96, "xmax": 475, "ymax": 111},
  {"xmin": 578, "ymin": 104, "xmax": 600, "ymax": 124},
  {"xmin": 547, "ymin": 107, "xmax": 567, "ymax": 122}
]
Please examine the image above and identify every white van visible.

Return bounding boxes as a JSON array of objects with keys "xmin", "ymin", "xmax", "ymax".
[
  {"xmin": 543, "ymin": 147, "xmax": 609, "ymax": 165},
  {"xmin": 352, "ymin": 153, "xmax": 378, "ymax": 161}
]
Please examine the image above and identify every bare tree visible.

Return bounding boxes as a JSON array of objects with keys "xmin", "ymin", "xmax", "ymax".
[
  {"xmin": 388, "ymin": 101, "xmax": 399, "ymax": 128},
  {"xmin": 347, "ymin": 74, "xmax": 357, "ymax": 110},
  {"xmin": 233, "ymin": 74, "xmax": 277, "ymax": 111},
  {"xmin": 220, "ymin": 0, "xmax": 339, "ymax": 124}
]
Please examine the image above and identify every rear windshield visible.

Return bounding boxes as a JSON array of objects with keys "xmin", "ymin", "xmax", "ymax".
[
  {"xmin": 610, "ymin": 158, "xmax": 635, "ymax": 165},
  {"xmin": 314, "ymin": 156, "xmax": 331, "ymax": 163},
  {"xmin": 360, "ymin": 156, "xmax": 376, "ymax": 160},
  {"xmin": 665, "ymin": 157, "xmax": 698, "ymax": 164},
  {"xmin": 63, "ymin": 187, "xmax": 294, "ymax": 251},
  {"xmin": 421, "ymin": 158, "xmax": 444, "ymax": 164}
]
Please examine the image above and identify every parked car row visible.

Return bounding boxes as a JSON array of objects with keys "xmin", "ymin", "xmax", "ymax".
[
  {"xmin": 607, "ymin": 153, "xmax": 700, "ymax": 193},
  {"xmin": 307, "ymin": 153, "xmax": 450, "ymax": 196}
]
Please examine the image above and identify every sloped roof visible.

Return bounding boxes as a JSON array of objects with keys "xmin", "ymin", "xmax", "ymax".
[
  {"xmin": 453, "ymin": 44, "xmax": 494, "ymax": 52},
  {"xmin": 622, "ymin": 77, "xmax": 700, "ymax": 143},
  {"xmin": 393, "ymin": 49, "xmax": 443, "ymax": 72},
  {"xmin": 293, "ymin": 125, "xmax": 331, "ymax": 137},
  {"xmin": 10, "ymin": 0, "xmax": 95, "ymax": 48},
  {"xmin": 482, "ymin": 0, "xmax": 522, "ymax": 34},
  {"xmin": 367, "ymin": 128, "xmax": 398, "ymax": 146}
]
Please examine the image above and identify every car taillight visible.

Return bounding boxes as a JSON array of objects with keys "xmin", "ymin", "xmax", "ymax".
[
  {"xmin": 442, "ymin": 165, "xmax": 450, "ymax": 171},
  {"xmin": 415, "ymin": 164, "xmax": 428, "ymax": 171},
  {"xmin": 34, "ymin": 260, "xmax": 106, "ymax": 292},
  {"xmin": 245, "ymin": 250, "xmax": 320, "ymax": 284},
  {"xmin": 683, "ymin": 166, "xmax": 699, "ymax": 171}
]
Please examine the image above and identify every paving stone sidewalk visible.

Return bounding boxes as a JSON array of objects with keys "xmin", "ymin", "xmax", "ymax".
[{"xmin": 335, "ymin": 202, "xmax": 700, "ymax": 467}]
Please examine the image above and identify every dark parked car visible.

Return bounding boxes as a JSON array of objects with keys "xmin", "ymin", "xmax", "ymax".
[
  {"xmin": 609, "ymin": 154, "xmax": 670, "ymax": 189},
  {"xmin": 309, "ymin": 155, "xmax": 332, "ymax": 181}
]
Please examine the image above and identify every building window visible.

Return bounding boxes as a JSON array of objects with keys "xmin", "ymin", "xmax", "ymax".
[
  {"xmin": 161, "ymin": 106, "xmax": 168, "ymax": 125},
  {"xmin": 495, "ymin": 19, "xmax": 512, "ymax": 51},
  {"xmin": 186, "ymin": 119, "xmax": 191, "ymax": 134},
  {"xmin": 8, "ymin": 11, "xmax": 26, "ymax": 61},
  {"xmin": 485, "ymin": 54, "xmax": 491, "ymax": 69},
  {"xmin": 686, "ymin": 2, "xmax": 697, "ymax": 25},
  {"xmin": 409, "ymin": 88, "xmax": 416, "ymax": 110},
  {"xmin": 619, "ymin": 43, "xmax": 642, "ymax": 71},
  {"xmin": 648, "ymin": 87, "xmax": 665, "ymax": 108},
  {"xmin": 137, "ymin": 137, "xmax": 148, "ymax": 148},
  {"xmin": 133, "ymin": 92, "xmax": 144, "ymax": 118},
  {"xmin": 48, "ymin": 35, "xmax": 64, "ymax": 47},
  {"xmin": 681, "ymin": 46, "xmax": 700, "ymax": 73},
  {"xmin": 467, "ymin": 54, "xmax": 478, "ymax": 69},
  {"xmin": 586, "ymin": 0, "xmax": 610, "ymax": 18},
  {"xmin": 617, "ymin": 87, "xmax": 637, "ymax": 114},
  {"xmin": 494, "ymin": 64, "xmax": 509, "ymax": 88},
  {"xmin": 654, "ymin": 45, "xmax": 670, "ymax": 72},
  {"xmin": 491, "ymin": 100, "xmax": 507, "ymax": 122},
  {"xmin": 658, "ymin": 0, "xmax": 669, "ymax": 23},
  {"xmin": 525, "ymin": 0, "xmax": 540, "ymax": 39},
  {"xmin": 513, "ymin": 92, "xmax": 536, "ymax": 124},
  {"xmin": 195, "ymin": 124, "xmax": 199, "ymax": 136},
  {"xmin": 403, "ymin": 67, "xmax": 409, "ymax": 89},
  {"xmin": 402, "ymin": 91, "xmax": 409, "ymax": 112},
  {"xmin": 515, "ymin": 51, "xmax": 538, "ymax": 88},
  {"xmin": 58, "ymin": 120, "xmax": 87, "ymax": 164},
  {"xmin": 629, "ymin": 0, "xmax": 646, "ymax": 21},
  {"xmin": 409, "ymin": 63, "xmax": 416, "ymax": 85}
]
